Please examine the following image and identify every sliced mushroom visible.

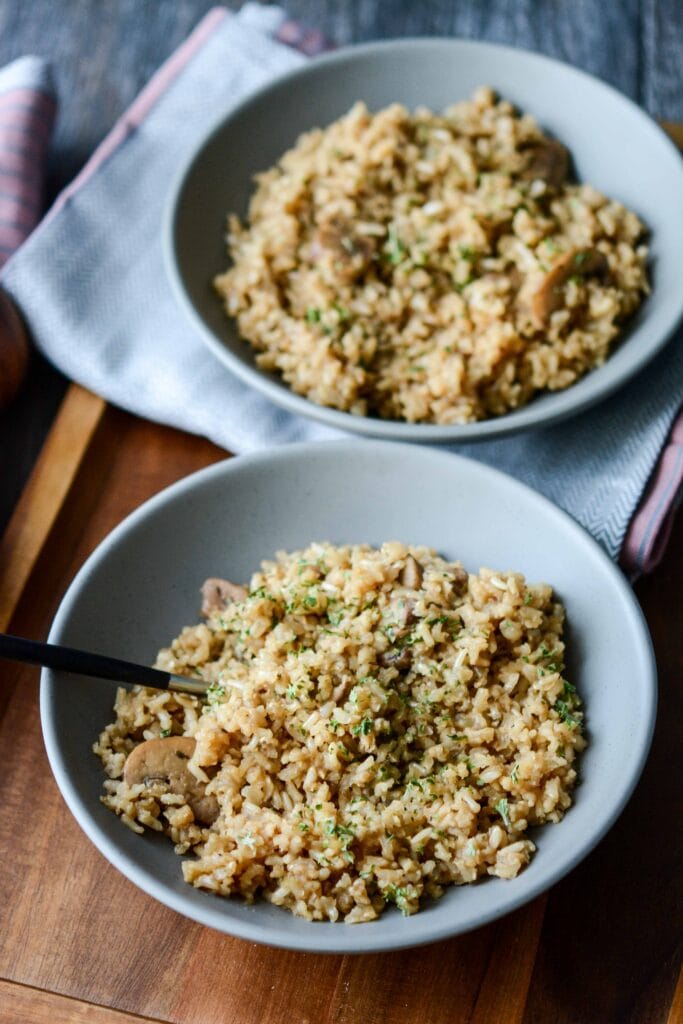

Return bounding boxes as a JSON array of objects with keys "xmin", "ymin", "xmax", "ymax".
[
  {"xmin": 531, "ymin": 248, "xmax": 609, "ymax": 328},
  {"xmin": 379, "ymin": 647, "xmax": 413, "ymax": 671},
  {"xmin": 123, "ymin": 736, "xmax": 219, "ymax": 826},
  {"xmin": 400, "ymin": 555, "xmax": 423, "ymax": 590},
  {"xmin": 451, "ymin": 566, "xmax": 469, "ymax": 589},
  {"xmin": 393, "ymin": 598, "xmax": 416, "ymax": 628},
  {"xmin": 311, "ymin": 218, "xmax": 377, "ymax": 280},
  {"xmin": 521, "ymin": 140, "xmax": 570, "ymax": 187},
  {"xmin": 201, "ymin": 577, "xmax": 248, "ymax": 617}
]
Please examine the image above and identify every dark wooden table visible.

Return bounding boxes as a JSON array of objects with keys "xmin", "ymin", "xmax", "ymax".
[{"xmin": 0, "ymin": 3, "xmax": 682, "ymax": 1023}]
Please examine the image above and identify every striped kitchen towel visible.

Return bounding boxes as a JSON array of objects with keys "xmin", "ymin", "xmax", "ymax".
[
  {"xmin": 0, "ymin": 5, "xmax": 680, "ymax": 577},
  {"xmin": 0, "ymin": 56, "xmax": 55, "ymax": 266}
]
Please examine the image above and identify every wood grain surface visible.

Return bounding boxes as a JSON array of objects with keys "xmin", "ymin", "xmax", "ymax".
[
  {"xmin": 0, "ymin": 394, "xmax": 681, "ymax": 1024},
  {"xmin": 0, "ymin": 980, "xmax": 163, "ymax": 1024}
]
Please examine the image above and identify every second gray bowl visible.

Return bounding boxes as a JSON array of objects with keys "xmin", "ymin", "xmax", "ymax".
[{"xmin": 165, "ymin": 38, "xmax": 683, "ymax": 443}]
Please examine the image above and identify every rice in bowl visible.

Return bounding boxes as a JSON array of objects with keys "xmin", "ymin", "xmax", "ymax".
[
  {"xmin": 95, "ymin": 542, "xmax": 586, "ymax": 923},
  {"xmin": 215, "ymin": 88, "xmax": 648, "ymax": 424}
]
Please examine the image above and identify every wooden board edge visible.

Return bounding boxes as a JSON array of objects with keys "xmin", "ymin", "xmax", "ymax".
[
  {"xmin": 0, "ymin": 978, "xmax": 169, "ymax": 1024},
  {"xmin": 0, "ymin": 384, "xmax": 107, "ymax": 632},
  {"xmin": 666, "ymin": 962, "xmax": 683, "ymax": 1024},
  {"xmin": 662, "ymin": 121, "xmax": 683, "ymax": 149}
]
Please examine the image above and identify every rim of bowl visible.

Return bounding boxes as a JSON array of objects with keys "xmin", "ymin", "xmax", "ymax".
[
  {"xmin": 163, "ymin": 36, "xmax": 683, "ymax": 444},
  {"xmin": 40, "ymin": 441, "xmax": 658, "ymax": 952}
]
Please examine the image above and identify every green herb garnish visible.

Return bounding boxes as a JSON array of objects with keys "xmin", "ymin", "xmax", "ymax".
[
  {"xmin": 554, "ymin": 699, "xmax": 580, "ymax": 729},
  {"xmin": 384, "ymin": 226, "xmax": 407, "ymax": 266},
  {"xmin": 206, "ymin": 683, "xmax": 225, "ymax": 705},
  {"xmin": 352, "ymin": 717, "xmax": 374, "ymax": 736},
  {"xmin": 495, "ymin": 798, "xmax": 511, "ymax": 828},
  {"xmin": 332, "ymin": 301, "xmax": 350, "ymax": 321}
]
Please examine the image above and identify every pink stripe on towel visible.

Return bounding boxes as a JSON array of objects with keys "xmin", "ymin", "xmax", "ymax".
[
  {"xmin": 0, "ymin": 86, "xmax": 54, "ymax": 106},
  {"xmin": 0, "ymin": 69, "xmax": 55, "ymax": 267},
  {"xmin": 0, "ymin": 123, "xmax": 54, "ymax": 155},
  {"xmin": 0, "ymin": 219, "xmax": 30, "ymax": 247},
  {"xmin": 622, "ymin": 411, "xmax": 683, "ymax": 574},
  {"xmin": 0, "ymin": 196, "xmax": 36, "ymax": 225}
]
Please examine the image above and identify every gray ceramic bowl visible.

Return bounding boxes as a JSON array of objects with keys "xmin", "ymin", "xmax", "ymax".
[
  {"xmin": 41, "ymin": 442, "xmax": 656, "ymax": 952},
  {"xmin": 165, "ymin": 38, "xmax": 683, "ymax": 443}
]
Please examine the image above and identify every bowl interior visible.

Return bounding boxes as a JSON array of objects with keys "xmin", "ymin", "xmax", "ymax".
[
  {"xmin": 42, "ymin": 442, "xmax": 656, "ymax": 952},
  {"xmin": 168, "ymin": 38, "xmax": 683, "ymax": 441}
]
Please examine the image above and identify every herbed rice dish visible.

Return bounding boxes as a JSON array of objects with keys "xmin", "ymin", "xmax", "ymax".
[
  {"xmin": 95, "ymin": 542, "xmax": 586, "ymax": 923},
  {"xmin": 215, "ymin": 88, "xmax": 648, "ymax": 424}
]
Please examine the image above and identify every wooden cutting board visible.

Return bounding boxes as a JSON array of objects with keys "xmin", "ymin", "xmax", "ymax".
[{"xmin": 1, "ymin": 122, "xmax": 682, "ymax": 1024}]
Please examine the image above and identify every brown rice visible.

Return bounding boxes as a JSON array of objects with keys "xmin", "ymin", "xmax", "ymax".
[
  {"xmin": 95, "ymin": 542, "xmax": 585, "ymax": 923},
  {"xmin": 215, "ymin": 88, "xmax": 648, "ymax": 423}
]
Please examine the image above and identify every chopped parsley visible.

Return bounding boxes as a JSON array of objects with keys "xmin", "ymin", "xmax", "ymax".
[
  {"xmin": 452, "ymin": 275, "xmax": 473, "ymax": 293},
  {"xmin": 159, "ymin": 728, "xmax": 172, "ymax": 738},
  {"xmin": 383, "ymin": 884, "xmax": 411, "ymax": 915},
  {"xmin": 495, "ymin": 798, "xmax": 511, "ymax": 829},
  {"xmin": 554, "ymin": 699, "xmax": 580, "ymax": 729},
  {"xmin": 384, "ymin": 226, "xmax": 407, "ymax": 266},
  {"xmin": 332, "ymin": 301, "xmax": 350, "ymax": 322},
  {"xmin": 324, "ymin": 821, "xmax": 356, "ymax": 851},
  {"xmin": 206, "ymin": 683, "xmax": 226, "ymax": 705},
  {"xmin": 351, "ymin": 717, "xmax": 374, "ymax": 736},
  {"xmin": 305, "ymin": 307, "xmax": 321, "ymax": 323}
]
